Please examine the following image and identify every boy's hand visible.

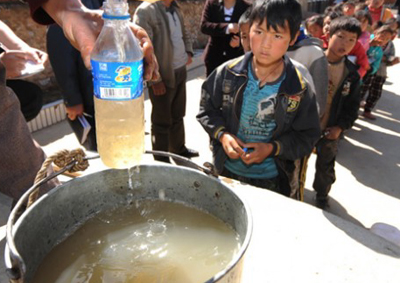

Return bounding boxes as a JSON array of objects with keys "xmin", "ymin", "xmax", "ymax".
[
  {"xmin": 389, "ymin": 57, "xmax": 400, "ymax": 66},
  {"xmin": 324, "ymin": 126, "xmax": 342, "ymax": 140},
  {"xmin": 241, "ymin": 142, "xmax": 273, "ymax": 165},
  {"xmin": 230, "ymin": 35, "xmax": 240, "ymax": 48},
  {"xmin": 220, "ymin": 132, "xmax": 245, "ymax": 159},
  {"xmin": 370, "ymin": 37, "xmax": 382, "ymax": 47}
]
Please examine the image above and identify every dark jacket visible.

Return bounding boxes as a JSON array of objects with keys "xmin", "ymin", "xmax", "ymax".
[
  {"xmin": 197, "ymin": 53, "xmax": 321, "ymax": 196},
  {"xmin": 201, "ymin": 0, "xmax": 250, "ymax": 76},
  {"xmin": 25, "ymin": 0, "xmax": 103, "ymax": 24},
  {"xmin": 326, "ymin": 58, "xmax": 361, "ymax": 131}
]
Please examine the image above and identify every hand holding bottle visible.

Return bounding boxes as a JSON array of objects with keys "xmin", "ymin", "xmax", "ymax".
[{"xmin": 42, "ymin": 0, "xmax": 159, "ymax": 82}]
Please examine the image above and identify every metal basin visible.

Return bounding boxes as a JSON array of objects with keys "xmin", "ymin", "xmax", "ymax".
[{"xmin": 6, "ymin": 164, "xmax": 252, "ymax": 282}]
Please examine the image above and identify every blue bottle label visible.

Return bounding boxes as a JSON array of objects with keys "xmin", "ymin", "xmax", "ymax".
[{"xmin": 91, "ymin": 60, "xmax": 143, "ymax": 100}]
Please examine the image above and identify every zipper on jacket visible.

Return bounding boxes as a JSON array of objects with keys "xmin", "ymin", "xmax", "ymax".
[
  {"xmin": 271, "ymin": 88, "xmax": 306, "ymax": 140},
  {"xmin": 226, "ymin": 67, "xmax": 248, "ymax": 123}
]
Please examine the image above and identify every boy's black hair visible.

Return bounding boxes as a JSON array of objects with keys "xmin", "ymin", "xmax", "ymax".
[
  {"xmin": 324, "ymin": 11, "xmax": 343, "ymax": 22},
  {"xmin": 305, "ymin": 15, "xmax": 324, "ymax": 29},
  {"xmin": 324, "ymin": 6, "xmax": 333, "ymax": 15},
  {"xmin": 375, "ymin": 24, "xmax": 395, "ymax": 35},
  {"xmin": 329, "ymin": 16, "xmax": 362, "ymax": 38},
  {"xmin": 343, "ymin": 0, "xmax": 356, "ymax": 7},
  {"xmin": 354, "ymin": 9, "xmax": 372, "ymax": 25},
  {"xmin": 332, "ymin": 3, "xmax": 344, "ymax": 13},
  {"xmin": 249, "ymin": 0, "xmax": 302, "ymax": 41},
  {"xmin": 239, "ymin": 6, "xmax": 252, "ymax": 27}
]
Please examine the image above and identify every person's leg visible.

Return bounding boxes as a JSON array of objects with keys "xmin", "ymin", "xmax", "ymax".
[
  {"xmin": 363, "ymin": 75, "xmax": 386, "ymax": 120},
  {"xmin": 169, "ymin": 66, "xmax": 187, "ymax": 155},
  {"xmin": 148, "ymin": 84, "xmax": 174, "ymax": 163},
  {"xmin": 360, "ymin": 73, "xmax": 373, "ymax": 102},
  {"xmin": 312, "ymin": 137, "xmax": 339, "ymax": 208}
]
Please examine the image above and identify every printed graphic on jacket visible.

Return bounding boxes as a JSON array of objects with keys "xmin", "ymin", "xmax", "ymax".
[{"xmin": 224, "ymin": 65, "xmax": 285, "ymax": 179}]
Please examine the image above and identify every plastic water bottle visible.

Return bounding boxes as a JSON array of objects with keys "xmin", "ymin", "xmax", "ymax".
[{"xmin": 91, "ymin": 0, "xmax": 144, "ymax": 169}]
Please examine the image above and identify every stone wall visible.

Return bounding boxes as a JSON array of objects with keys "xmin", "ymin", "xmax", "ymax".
[{"xmin": 0, "ymin": 0, "xmax": 208, "ymax": 103}]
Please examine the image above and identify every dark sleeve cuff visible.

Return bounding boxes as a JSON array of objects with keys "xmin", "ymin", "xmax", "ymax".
[
  {"xmin": 25, "ymin": 0, "xmax": 55, "ymax": 25},
  {"xmin": 270, "ymin": 141, "xmax": 281, "ymax": 157}
]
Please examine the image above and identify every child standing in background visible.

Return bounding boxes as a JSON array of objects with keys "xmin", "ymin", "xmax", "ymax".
[
  {"xmin": 342, "ymin": 0, "xmax": 356, "ymax": 17},
  {"xmin": 238, "ymin": 6, "xmax": 252, "ymax": 53},
  {"xmin": 367, "ymin": 0, "xmax": 393, "ymax": 27},
  {"xmin": 354, "ymin": 10, "xmax": 372, "ymax": 52},
  {"xmin": 305, "ymin": 15, "xmax": 324, "ymax": 39},
  {"xmin": 313, "ymin": 16, "xmax": 361, "ymax": 209},
  {"xmin": 361, "ymin": 25, "xmax": 398, "ymax": 120}
]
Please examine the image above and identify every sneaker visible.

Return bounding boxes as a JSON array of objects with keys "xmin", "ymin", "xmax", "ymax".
[
  {"xmin": 315, "ymin": 195, "xmax": 330, "ymax": 210},
  {"xmin": 362, "ymin": 111, "xmax": 376, "ymax": 120},
  {"xmin": 178, "ymin": 147, "xmax": 199, "ymax": 158}
]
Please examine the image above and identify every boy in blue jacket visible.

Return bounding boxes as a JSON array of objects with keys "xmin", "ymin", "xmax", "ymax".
[{"xmin": 197, "ymin": 0, "xmax": 320, "ymax": 197}]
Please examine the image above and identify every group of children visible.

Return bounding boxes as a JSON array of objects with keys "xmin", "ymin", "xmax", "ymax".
[
  {"xmin": 197, "ymin": 0, "xmax": 398, "ymax": 209},
  {"xmin": 304, "ymin": 0, "xmax": 399, "ymax": 120}
]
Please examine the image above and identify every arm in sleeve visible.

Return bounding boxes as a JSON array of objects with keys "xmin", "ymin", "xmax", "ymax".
[
  {"xmin": 178, "ymin": 10, "xmax": 193, "ymax": 56},
  {"xmin": 196, "ymin": 68, "xmax": 227, "ymax": 140},
  {"xmin": 273, "ymin": 88, "xmax": 321, "ymax": 161},
  {"xmin": 309, "ymin": 55, "xmax": 329, "ymax": 117},
  {"xmin": 370, "ymin": 51, "xmax": 383, "ymax": 74},
  {"xmin": 355, "ymin": 43, "xmax": 370, "ymax": 78},
  {"xmin": 46, "ymin": 24, "xmax": 83, "ymax": 106},
  {"xmin": 24, "ymin": 0, "xmax": 56, "ymax": 25},
  {"xmin": 200, "ymin": 0, "xmax": 230, "ymax": 37},
  {"xmin": 133, "ymin": 8, "xmax": 154, "ymax": 42},
  {"xmin": 336, "ymin": 76, "xmax": 361, "ymax": 131}
]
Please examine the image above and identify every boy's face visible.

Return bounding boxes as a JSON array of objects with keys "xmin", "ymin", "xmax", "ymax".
[
  {"xmin": 343, "ymin": 4, "xmax": 355, "ymax": 16},
  {"xmin": 323, "ymin": 17, "xmax": 331, "ymax": 35},
  {"xmin": 307, "ymin": 23, "xmax": 323, "ymax": 38},
  {"xmin": 375, "ymin": 31, "xmax": 392, "ymax": 46},
  {"xmin": 240, "ymin": 22, "xmax": 251, "ymax": 53},
  {"xmin": 250, "ymin": 19, "xmax": 296, "ymax": 66},
  {"xmin": 369, "ymin": 0, "xmax": 384, "ymax": 9},
  {"xmin": 328, "ymin": 30, "xmax": 358, "ymax": 59}
]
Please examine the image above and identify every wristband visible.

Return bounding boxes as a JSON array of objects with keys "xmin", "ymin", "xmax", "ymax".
[{"xmin": 217, "ymin": 130, "xmax": 225, "ymax": 141}]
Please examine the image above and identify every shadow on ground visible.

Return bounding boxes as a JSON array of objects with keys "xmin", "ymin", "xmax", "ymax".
[
  {"xmin": 303, "ymin": 188, "xmax": 400, "ymax": 258},
  {"xmin": 336, "ymin": 89, "xmax": 400, "ymax": 200}
]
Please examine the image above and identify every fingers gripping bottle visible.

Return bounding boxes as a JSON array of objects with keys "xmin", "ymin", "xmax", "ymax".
[{"xmin": 91, "ymin": 0, "xmax": 144, "ymax": 169}]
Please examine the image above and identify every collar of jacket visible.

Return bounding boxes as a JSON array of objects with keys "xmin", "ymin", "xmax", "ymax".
[
  {"xmin": 227, "ymin": 52, "xmax": 308, "ymax": 96},
  {"xmin": 343, "ymin": 56, "xmax": 361, "ymax": 81}
]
